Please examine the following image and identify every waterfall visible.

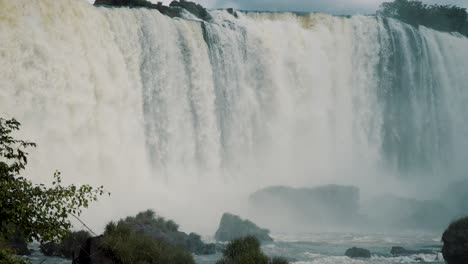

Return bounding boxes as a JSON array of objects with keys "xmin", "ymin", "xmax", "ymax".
[{"xmin": 1, "ymin": 0, "xmax": 468, "ymax": 232}]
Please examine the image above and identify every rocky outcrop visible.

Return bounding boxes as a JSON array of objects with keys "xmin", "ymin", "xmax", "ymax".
[
  {"xmin": 170, "ymin": 0, "xmax": 212, "ymax": 20},
  {"xmin": 227, "ymin": 8, "xmax": 238, "ymax": 18},
  {"xmin": 94, "ymin": 0, "xmax": 212, "ymax": 21},
  {"xmin": 442, "ymin": 217, "xmax": 468, "ymax": 264},
  {"xmin": 390, "ymin": 246, "xmax": 435, "ymax": 256},
  {"xmin": 215, "ymin": 213, "xmax": 273, "ymax": 242},
  {"xmin": 95, "ymin": 0, "xmax": 157, "ymax": 8},
  {"xmin": 345, "ymin": 247, "xmax": 371, "ymax": 258},
  {"xmin": 249, "ymin": 185, "xmax": 361, "ymax": 228}
]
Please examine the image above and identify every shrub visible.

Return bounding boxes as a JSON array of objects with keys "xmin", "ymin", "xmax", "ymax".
[
  {"xmin": 121, "ymin": 209, "xmax": 180, "ymax": 233},
  {"xmin": 216, "ymin": 236, "xmax": 288, "ymax": 264},
  {"xmin": 0, "ymin": 248, "xmax": 28, "ymax": 264},
  {"xmin": 100, "ymin": 221, "xmax": 195, "ymax": 264}
]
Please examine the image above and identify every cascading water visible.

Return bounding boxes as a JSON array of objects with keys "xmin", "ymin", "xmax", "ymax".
[{"xmin": 1, "ymin": 0, "xmax": 468, "ymax": 233}]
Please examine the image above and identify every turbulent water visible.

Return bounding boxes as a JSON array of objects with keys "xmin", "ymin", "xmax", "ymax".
[
  {"xmin": 30, "ymin": 232, "xmax": 445, "ymax": 264},
  {"xmin": 1, "ymin": 0, "xmax": 468, "ymax": 248}
]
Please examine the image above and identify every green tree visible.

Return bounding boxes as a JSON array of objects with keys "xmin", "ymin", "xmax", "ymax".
[{"xmin": 0, "ymin": 118, "xmax": 108, "ymax": 243}]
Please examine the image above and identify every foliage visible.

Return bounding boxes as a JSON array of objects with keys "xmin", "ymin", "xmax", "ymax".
[
  {"xmin": 120, "ymin": 209, "xmax": 180, "ymax": 233},
  {"xmin": 216, "ymin": 236, "xmax": 288, "ymax": 264},
  {"xmin": 0, "ymin": 249, "xmax": 28, "ymax": 264},
  {"xmin": 100, "ymin": 221, "xmax": 195, "ymax": 264},
  {"xmin": 0, "ymin": 118, "xmax": 108, "ymax": 243},
  {"xmin": 377, "ymin": 0, "xmax": 468, "ymax": 37},
  {"xmin": 270, "ymin": 257, "xmax": 289, "ymax": 264}
]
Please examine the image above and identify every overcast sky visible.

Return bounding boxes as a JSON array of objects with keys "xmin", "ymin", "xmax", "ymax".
[{"xmin": 88, "ymin": 0, "xmax": 468, "ymax": 14}]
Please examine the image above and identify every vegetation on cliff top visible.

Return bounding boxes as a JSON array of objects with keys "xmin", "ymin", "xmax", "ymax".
[{"xmin": 378, "ymin": 0, "xmax": 468, "ymax": 37}]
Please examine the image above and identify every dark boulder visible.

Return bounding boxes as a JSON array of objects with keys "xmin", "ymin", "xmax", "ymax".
[
  {"xmin": 227, "ymin": 8, "xmax": 238, "ymax": 18},
  {"xmin": 442, "ymin": 217, "xmax": 468, "ymax": 264},
  {"xmin": 390, "ymin": 246, "xmax": 434, "ymax": 256},
  {"xmin": 170, "ymin": 0, "xmax": 212, "ymax": 21},
  {"xmin": 345, "ymin": 247, "xmax": 371, "ymax": 258},
  {"xmin": 94, "ymin": 0, "xmax": 213, "ymax": 21},
  {"xmin": 94, "ymin": 0, "xmax": 184, "ymax": 19},
  {"xmin": 214, "ymin": 213, "xmax": 273, "ymax": 242},
  {"xmin": 94, "ymin": 0, "xmax": 157, "ymax": 8}
]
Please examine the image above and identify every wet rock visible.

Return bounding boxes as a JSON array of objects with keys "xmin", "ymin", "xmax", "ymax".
[
  {"xmin": 94, "ymin": 0, "xmax": 214, "ymax": 21},
  {"xmin": 93, "ymin": 0, "xmax": 184, "ymax": 19},
  {"xmin": 94, "ymin": 0, "xmax": 157, "ymax": 8},
  {"xmin": 169, "ymin": 0, "xmax": 212, "ymax": 21},
  {"xmin": 227, "ymin": 8, "xmax": 238, "ymax": 18},
  {"xmin": 390, "ymin": 246, "xmax": 434, "ymax": 256},
  {"xmin": 345, "ymin": 247, "xmax": 371, "ymax": 258},
  {"xmin": 215, "ymin": 213, "xmax": 273, "ymax": 242},
  {"xmin": 442, "ymin": 217, "xmax": 468, "ymax": 264}
]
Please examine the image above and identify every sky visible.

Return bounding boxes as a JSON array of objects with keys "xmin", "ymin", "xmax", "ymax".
[{"xmin": 88, "ymin": 0, "xmax": 468, "ymax": 14}]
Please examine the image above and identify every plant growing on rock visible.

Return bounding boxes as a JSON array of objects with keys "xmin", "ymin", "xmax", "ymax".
[{"xmin": 0, "ymin": 248, "xmax": 27, "ymax": 264}]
